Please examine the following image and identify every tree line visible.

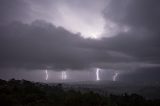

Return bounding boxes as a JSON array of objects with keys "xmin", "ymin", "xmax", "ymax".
[{"xmin": 0, "ymin": 79, "xmax": 160, "ymax": 106}]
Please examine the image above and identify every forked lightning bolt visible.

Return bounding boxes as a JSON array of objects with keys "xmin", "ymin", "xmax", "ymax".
[
  {"xmin": 62, "ymin": 71, "xmax": 67, "ymax": 80},
  {"xmin": 96, "ymin": 68, "xmax": 100, "ymax": 81},
  {"xmin": 113, "ymin": 72, "xmax": 119, "ymax": 81},
  {"xmin": 45, "ymin": 70, "xmax": 48, "ymax": 80}
]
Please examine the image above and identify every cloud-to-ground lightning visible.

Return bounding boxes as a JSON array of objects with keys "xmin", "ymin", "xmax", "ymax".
[
  {"xmin": 113, "ymin": 72, "xmax": 119, "ymax": 81},
  {"xmin": 96, "ymin": 68, "xmax": 100, "ymax": 81},
  {"xmin": 45, "ymin": 70, "xmax": 48, "ymax": 80},
  {"xmin": 61, "ymin": 71, "xmax": 67, "ymax": 80}
]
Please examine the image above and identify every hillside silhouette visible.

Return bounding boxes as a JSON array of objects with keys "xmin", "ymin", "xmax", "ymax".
[{"xmin": 0, "ymin": 79, "xmax": 160, "ymax": 106}]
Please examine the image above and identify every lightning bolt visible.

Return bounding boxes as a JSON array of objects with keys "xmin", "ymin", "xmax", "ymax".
[
  {"xmin": 62, "ymin": 71, "xmax": 67, "ymax": 80},
  {"xmin": 45, "ymin": 70, "xmax": 48, "ymax": 80},
  {"xmin": 96, "ymin": 68, "xmax": 100, "ymax": 81},
  {"xmin": 113, "ymin": 72, "xmax": 119, "ymax": 81}
]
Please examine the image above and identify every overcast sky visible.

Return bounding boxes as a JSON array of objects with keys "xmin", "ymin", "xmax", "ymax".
[{"xmin": 0, "ymin": 0, "xmax": 160, "ymax": 83}]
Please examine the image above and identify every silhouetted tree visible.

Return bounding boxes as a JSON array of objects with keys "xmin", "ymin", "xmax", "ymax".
[{"xmin": 0, "ymin": 79, "xmax": 160, "ymax": 106}]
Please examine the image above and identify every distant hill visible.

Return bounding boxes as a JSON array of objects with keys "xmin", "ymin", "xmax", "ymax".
[
  {"xmin": 53, "ymin": 80, "xmax": 160, "ymax": 99},
  {"xmin": 0, "ymin": 79, "xmax": 160, "ymax": 106}
]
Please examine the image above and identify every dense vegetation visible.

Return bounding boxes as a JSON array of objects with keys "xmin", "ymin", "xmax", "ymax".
[{"xmin": 0, "ymin": 79, "xmax": 160, "ymax": 106}]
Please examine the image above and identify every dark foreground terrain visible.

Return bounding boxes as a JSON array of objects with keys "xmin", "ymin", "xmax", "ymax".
[{"xmin": 0, "ymin": 79, "xmax": 160, "ymax": 106}]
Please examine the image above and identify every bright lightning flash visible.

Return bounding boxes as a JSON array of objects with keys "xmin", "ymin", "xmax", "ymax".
[
  {"xmin": 45, "ymin": 70, "xmax": 48, "ymax": 80},
  {"xmin": 62, "ymin": 71, "xmax": 67, "ymax": 80},
  {"xmin": 113, "ymin": 72, "xmax": 119, "ymax": 81},
  {"xmin": 96, "ymin": 68, "xmax": 100, "ymax": 81}
]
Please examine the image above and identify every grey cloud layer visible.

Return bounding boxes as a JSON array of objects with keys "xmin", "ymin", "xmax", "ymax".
[
  {"xmin": 0, "ymin": 0, "xmax": 31, "ymax": 24},
  {"xmin": 0, "ymin": 20, "xmax": 135, "ymax": 70},
  {"xmin": 1, "ymin": 0, "xmax": 160, "ymax": 75},
  {"xmin": 103, "ymin": 0, "xmax": 160, "ymax": 63}
]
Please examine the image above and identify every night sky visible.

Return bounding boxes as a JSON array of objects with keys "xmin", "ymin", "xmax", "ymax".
[{"xmin": 0, "ymin": 0, "xmax": 160, "ymax": 83}]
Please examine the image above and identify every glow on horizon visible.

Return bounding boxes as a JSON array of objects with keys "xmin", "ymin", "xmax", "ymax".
[
  {"xmin": 113, "ymin": 72, "xmax": 119, "ymax": 81},
  {"xmin": 96, "ymin": 68, "xmax": 100, "ymax": 81},
  {"xmin": 45, "ymin": 70, "xmax": 48, "ymax": 80},
  {"xmin": 62, "ymin": 71, "xmax": 67, "ymax": 80}
]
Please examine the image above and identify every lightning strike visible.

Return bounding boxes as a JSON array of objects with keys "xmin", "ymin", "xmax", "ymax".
[
  {"xmin": 113, "ymin": 72, "xmax": 119, "ymax": 81},
  {"xmin": 96, "ymin": 68, "xmax": 100, "ymax": 81},
  {"xmin": 62, "ymin": 71, "xmax": 67, "ymax": 80},
  {"xmin": 45, "ymin": 70, "xmax": 48, "ymax": 80}
]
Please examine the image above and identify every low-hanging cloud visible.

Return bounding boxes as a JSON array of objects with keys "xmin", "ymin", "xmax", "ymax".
[
  {"xmin": 0, "ymin": 20, "xmax": 136, "ymax": 70},
  {"xmin": 1, "ymin": 0, "xmax": 160, "ymax": 82}
]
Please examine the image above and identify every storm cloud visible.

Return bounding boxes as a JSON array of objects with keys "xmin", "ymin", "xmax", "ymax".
[
  {"xmin": 0, "ymin": 20, "xmax": 135, "ymax": 70},
  {"xmin": 0, "ymin": 0, "xmax": 160, "ymax": 82}
]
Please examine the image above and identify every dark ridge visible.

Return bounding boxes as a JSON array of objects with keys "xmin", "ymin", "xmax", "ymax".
[{"xmin": 0, "ymin": 79, "xmax": 160, "ymax": 106}]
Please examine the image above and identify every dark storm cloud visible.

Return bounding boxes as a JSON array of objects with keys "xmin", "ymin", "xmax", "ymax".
[
  {"xmin": 105, "ymin": 0, "xmax": 160, "ymax": 29},
  {"xmin": 102, "ymin": 0, "xmax": 160, "ymax": 64},
  {"xmin": 0, "ymin": 20, "xmax": 135, "ymax": 70},
  {"xmin": 0, "ymin": 20, "xmax": 88, "ymax": 70},
  {"xmin": 0, "ymin": 0, "xmax": 31, "ymax": 25},
  {"xmin": 101, "ymin": 0, "xmax": 160, "ymax": 82},
  {"xmin": 0, "ymin": 0, "xmax": 160, "ymax": 77}
]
